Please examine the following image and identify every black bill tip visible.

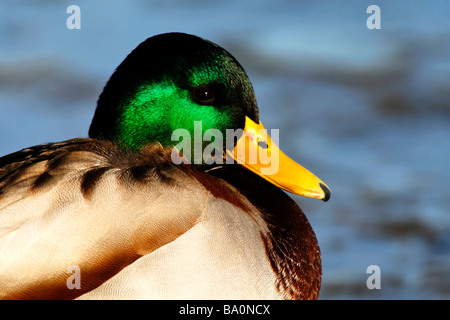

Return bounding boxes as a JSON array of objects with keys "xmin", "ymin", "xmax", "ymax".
[{"xmin": 319, "ymin": 183, "xmax": 331, "ymax": 202}]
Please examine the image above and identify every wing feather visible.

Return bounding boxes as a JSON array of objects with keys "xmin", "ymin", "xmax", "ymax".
[{"xmin": 0, "ymin": 139, "xmax": 206, "ymax": 299}]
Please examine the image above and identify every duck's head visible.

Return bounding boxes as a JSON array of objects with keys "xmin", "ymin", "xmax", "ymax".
[{"xmin": 89, "ymin": 32, "xmax": 330, "ymax": 201}]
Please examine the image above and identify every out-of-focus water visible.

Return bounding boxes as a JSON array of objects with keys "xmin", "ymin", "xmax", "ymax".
[{"xmin": 1, "ymin": 0, "xmax": 449, "ymax": 299}]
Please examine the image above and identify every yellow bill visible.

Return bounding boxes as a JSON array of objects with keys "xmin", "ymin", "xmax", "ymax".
[{"xmin": 225, "ymin": 116, "xmax": 331, "ymax": 201}]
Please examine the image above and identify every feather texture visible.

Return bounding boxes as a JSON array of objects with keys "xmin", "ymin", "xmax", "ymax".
[{"xmin": 0, "ymin": 139, "xmax": 293, "ymax": 299}]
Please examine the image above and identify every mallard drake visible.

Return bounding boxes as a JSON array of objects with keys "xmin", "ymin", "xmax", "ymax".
[{"xmin": 0, "ymin": 33, "xmax": 330, "ymax": 300}]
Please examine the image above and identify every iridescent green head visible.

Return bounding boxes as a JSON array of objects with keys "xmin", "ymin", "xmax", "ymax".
[{"xmin": 89, "ymin": 32, "xmax": 259, "ymax": 152}]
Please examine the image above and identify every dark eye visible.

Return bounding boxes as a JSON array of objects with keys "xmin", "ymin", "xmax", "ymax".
[{"xmin": 192, "ymin": 86, "xmax": 215, "ymax": 105}]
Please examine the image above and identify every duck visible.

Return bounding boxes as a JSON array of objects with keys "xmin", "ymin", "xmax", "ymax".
[{"xmin": 0, "ymin": 32, "xmax": 330, "ymax": 300}]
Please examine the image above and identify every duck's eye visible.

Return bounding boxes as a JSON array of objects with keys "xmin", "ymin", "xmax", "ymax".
[{"xmin": 192, "ymin": 86, "xmax": 215, "ymax": 105}]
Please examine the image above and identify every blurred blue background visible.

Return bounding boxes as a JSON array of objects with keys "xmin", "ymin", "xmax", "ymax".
[{"xmin": 1, "ymin": 0, "xmax": 449, "ymax": 299}]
